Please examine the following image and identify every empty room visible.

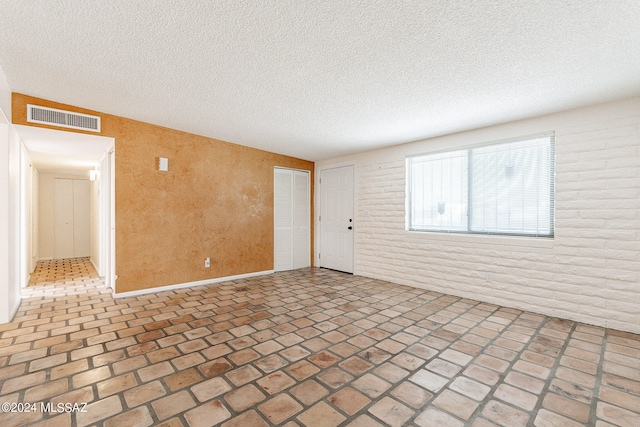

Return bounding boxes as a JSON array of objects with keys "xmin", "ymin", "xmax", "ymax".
[{"xmin": 0, "ymin": 1, "xmax": 639, "ymax": 427}]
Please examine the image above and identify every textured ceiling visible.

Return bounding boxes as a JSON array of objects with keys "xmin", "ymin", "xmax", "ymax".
[
  {"xmin": 16, "ymin": 125, "xmax": 114, "ymax": 172},
  {"xmin": 1, "ymin": 1, "xmax": 639, "ymax": 161}
]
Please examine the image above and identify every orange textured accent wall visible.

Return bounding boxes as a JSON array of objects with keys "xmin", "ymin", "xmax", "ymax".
[{"xmin": 13, "ymin": 93, "xmax": 314, "ymax": 293}]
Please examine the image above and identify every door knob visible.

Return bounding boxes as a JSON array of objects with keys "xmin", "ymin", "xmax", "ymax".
[{"xmin": 348, "ymin": 226, "xmax": 353, "ymax": 230}]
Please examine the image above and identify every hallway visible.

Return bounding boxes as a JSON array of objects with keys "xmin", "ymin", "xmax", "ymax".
[{"xmin": 25, "ymin": 257, "xmax": 105, "ymax": 298}]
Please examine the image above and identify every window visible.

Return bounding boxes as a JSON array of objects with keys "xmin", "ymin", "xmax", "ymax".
[{"xmin": 407, "ymin": 133, "xmax": 554, "ymax": 237}]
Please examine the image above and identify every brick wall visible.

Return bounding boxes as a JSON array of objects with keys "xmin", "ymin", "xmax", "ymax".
[{"xmin": 316, "ymin": 97, "xmax": 640, "ymax": 333}]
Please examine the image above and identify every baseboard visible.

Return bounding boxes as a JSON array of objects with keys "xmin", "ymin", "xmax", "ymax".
[
  {"xmin": 112, "ymin": 270, "xmax": 275, "ymax": 299},
  {"xmin": 89, "ymin": 258, "xmax": 100, "ymax": 276},
  {"xmin": 8, "ymin": 296, "xmax": 21, "ymax": 322}
]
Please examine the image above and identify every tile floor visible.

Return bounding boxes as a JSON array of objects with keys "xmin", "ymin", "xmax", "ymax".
[{"xmin": 0, "ymin": 258, "xmax": 639, "ymax": 427}]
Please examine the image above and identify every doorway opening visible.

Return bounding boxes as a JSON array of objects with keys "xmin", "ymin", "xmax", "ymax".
[
  {"xmin": 15, "ymin": 125, "xmax": 115, "ymax": 293},
  {"xmin": 318, "ymin": 164, "xmax": 354, "ymax": 274}
]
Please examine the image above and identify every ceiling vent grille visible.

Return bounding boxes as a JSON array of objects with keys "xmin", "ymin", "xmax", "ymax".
[{"xmin": 27, "ymin": 104, "xmax": 101, "ymax": 132}]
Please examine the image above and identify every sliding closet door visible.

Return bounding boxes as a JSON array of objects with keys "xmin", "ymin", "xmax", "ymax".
[
  {"xmin": 274, "ymin": 168, "xmax": 310, "ymax": 271},
  {"xmin": 292, "ymin": 171, "xmax": 310, "ymax": 269},
  {"xmin": 54, "ymin": 179, "xmax": 75, "ymax": 259},
  {"xmin": 54, "ymin": 178, "xmax": 91, "ymax": 259}
]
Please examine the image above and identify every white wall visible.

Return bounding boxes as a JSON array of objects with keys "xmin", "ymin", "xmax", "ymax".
[
  {"xmin": 317, "ymin": 97, "xmax": 640, "ymax": 334},
  {"xmin": 8, "ymin": 125, "xmax": 22, "ymax": 300},
  {"xmin": 19, "ymin": 142, "xmax": 32, "ymax": 287},
  {"xmin": 0, "ymin": 113, "xmax": 12, "ymax": 323},
  {"xmin": 0, "ymin": 62, "xmax": 20, "ymax": 323},
  {"xmin": 38, "ymin": 172, "xmax": 92, "ymax": 260},
  {"xmin": 0, "ymin": 63, "xmax": 9, "ymax": 115},
  {"xmin": 0, "ymin": 62, "xmax": 21, "ymax": 323},
  {"xmin": 31, "ymin": 166, "xmax": 39, "ymax": 272},
  {"xmin": 90, "ymin": 176, "xmax": 100, "ymax": 273}
]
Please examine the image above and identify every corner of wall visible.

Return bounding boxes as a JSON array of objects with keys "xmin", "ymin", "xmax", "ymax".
[{"xmin": 0, "ymin": 64, "xmax": 10, "ymax": 122}]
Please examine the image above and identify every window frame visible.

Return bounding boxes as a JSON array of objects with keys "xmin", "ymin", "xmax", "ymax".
[{"xmin": 406, "ymin": 132, "xmax": 555, "ymax": 238}]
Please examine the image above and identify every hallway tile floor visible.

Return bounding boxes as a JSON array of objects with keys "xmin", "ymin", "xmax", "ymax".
[{"xmin": 0, "ymin": 259, "xmax": 639, "ymax": 426}]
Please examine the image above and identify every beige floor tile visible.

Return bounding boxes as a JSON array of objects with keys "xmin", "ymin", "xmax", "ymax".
[
  {"xmin": 352, "ymin": 373, "xmax": 391, "ymax": 398},
  {"xmin": 495, "ymin": 383, "xmax": 538, "ymax": 411},
  {"xmin": 338, "ymin": 356, "xmax": 373, "ymax": 375},
  {"xmin": 289, "ymin": 379, "xmax": 329, "ymax": 406},
  {"xmin": 368, "ymin": 396, "xmax": 414, "ymax": 427},
  {"xmin": 198, "ymin": 358, "xmax": 233, "ymax": 378},
  {"xmin": 164, "ymin": 367, "xmax": 203, "ymax": 392},
  {"xmin": 191, "ymin": 376, "xmax": 231, "ymax": 402},
  {"xmin": 96, "ymin": 372, "xmax": 137, "ymax": 398},
  {"xmin": 328, "ymin": 386, "xmax": 371, "ymax": 415},
  {"xmin": 50, "ymin": 359, "xmax": 89, "ymax": 380},
  {"xmin": 221, "ymin": 410, "xmax": 269, "ymax": 427},
  {"xmin": 542, "ymin": 392, "xmax": 591, "ymax": 423},
  {"xmin": 1, "ymin": 260, "xmax": 638, "ymax": 427},
  {"xmin": 151, "ymin": 390, "xmax": 197, "ymax": 420},
  {"xmin": 308, "ymin": 350, "xmax": 341, "ymax": 368},
  {"xmin": 346, "ymin": 414, "xmax": 386, "ymax": 427},
  {"xmin": 597, "ymin": 402, "xmax": 640, "ymax": 427},
  {"xmin": 256, "ymin": 370, "xmax": 296, "ymax": 394},
  {"xmin": 23, "ymin": 378, "xmax": 68, "ymax": 402},
  {"xmin": 409, "ymin": 369, "xmax": 449, "ymax": 393},
  {"xmin": 548, "ymin": 378, "xmax": 592, "ymax": 404},
  {"xmin": 184, "ymin": 400, "xmax": 231, "ymax": 427},
  {"xmin": 415, "ymin": 407, "xmax": 464, "ymax": 427},
  {"xmin": 76, "ymin": 395, "xmax": 123, "ymax": 427},
  {"xmin": 482, "ymin": 400, "xmax": 530, "ymax": 427},
  {"xmin": 534, "ymin": 409, "xmax": 585, "ymax": 427},
  {"xmin": 285, "ymin": 360, "xmax": 320, "ymax": 380},
  {"xmin": 390, "ymin": 381, "xmax": 433, "ymax": 408},
  {"xmin": 297, "ymin": 401, "xmax": 346, "ymax": 427},
  {"xmin": 2, "ymin": 371, "xmax": 46, "ymax": 393},
  {"xmin": 104, "ymin": 406, "xmax": 153, "ymax": 427},
  {"xmin": 504, "ymin": 370, "xmax": 546, "ymax": 394},
  {"xmin": 258, "ymin": 394, "xmax": 303, "ymax": 425},
  {"xmin": 124, "ymin": 380, "xmax": 167, "ymax": 407},
  {"xmin": 225, "ymin": 364, "xmax": 262, "ymax": 386},
  {"xmin": 225, "ymin": 384, "xmax": 267, "ymax": 411}
]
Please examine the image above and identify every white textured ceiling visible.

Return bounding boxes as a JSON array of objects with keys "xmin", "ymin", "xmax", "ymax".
[
  {"xmin": 16, "ymin": 125, "xmax": 113, "ymax": 172},
  {"xmin": 1, "ymin": 1, "xmax": 639, "ymax": 161}
]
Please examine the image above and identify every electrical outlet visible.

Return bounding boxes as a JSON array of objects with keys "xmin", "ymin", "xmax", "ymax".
[{"xmin": 205, "ymin": 257, "xmax": 210, "ymax": 268}]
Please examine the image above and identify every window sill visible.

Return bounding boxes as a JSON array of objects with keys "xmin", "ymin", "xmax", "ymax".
[{"xmin": 405, "ymin": 230, "xmax": 554, "ymax": 249}]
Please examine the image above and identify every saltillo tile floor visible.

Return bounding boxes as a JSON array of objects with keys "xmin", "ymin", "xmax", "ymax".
[{"xmin": 0, "ymin": 258, "xmax": 638, "ymax": 426}]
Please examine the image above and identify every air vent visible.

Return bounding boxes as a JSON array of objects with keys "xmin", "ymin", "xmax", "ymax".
[{"xmin": 27, "ymin": 104, "xmax": 101, "ymax": 132}]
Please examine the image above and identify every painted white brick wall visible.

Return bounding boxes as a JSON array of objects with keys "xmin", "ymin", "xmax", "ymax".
[{"xmin": 317, "ymin": 97, "xmax": 640, "ymax": 334}]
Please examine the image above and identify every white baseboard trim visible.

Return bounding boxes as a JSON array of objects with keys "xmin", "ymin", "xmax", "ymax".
[
  {"xmin": 38, "ymin": 257, "xmax": 53, "ymax": 261},
  {"xmin": 112, "ymin": 270, "xmax": 275, "ymax": 299},
  {"xmin": 90, "ymin": 258, "xmax": 100, "ymax": 276},
  {"xmin": 8, "ymin": 296, "xmax": 21, "ymax": 322}
]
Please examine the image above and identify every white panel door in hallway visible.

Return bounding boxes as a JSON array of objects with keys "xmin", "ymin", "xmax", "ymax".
[
  {"xmin": 320, "ymin": 165, "xmax": 354, "ymax": 273},
  {"xmin": 274, "ymin": 168, "xmax": 310, "ymax": 271},
  {"xmin": 54, "ymin": 178, "xmax": 90, "ymax": 259}
]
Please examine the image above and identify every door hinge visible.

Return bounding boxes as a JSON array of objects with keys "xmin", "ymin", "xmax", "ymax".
[
  {"xmin": 319, "ymin": 215, "xmax": 321, "ymax": 221},
  {"xmin": 319, "ymin": 253, "xmax": 321, "ymax": 259}
]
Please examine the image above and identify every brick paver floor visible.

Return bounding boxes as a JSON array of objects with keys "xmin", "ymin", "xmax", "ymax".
[{"xmin": 0, "ymin": 258, "xmax": 638, "ymax": 426}]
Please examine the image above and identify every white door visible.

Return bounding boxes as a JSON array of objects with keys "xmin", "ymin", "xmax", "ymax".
[
  {"xmin": 54, "ymin": 178, "xmax": 90, "ymax": 259},
  {"xmin": 54, "ymin": 179, "xmax": 74, "ymax": 259},
  {"xmin": 274, "ymin": 168, "xmax": 310, "ymax": 271},
  {"xmin": 320, "ymin": 165, "xmax": 354, "ymax": 273}
]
